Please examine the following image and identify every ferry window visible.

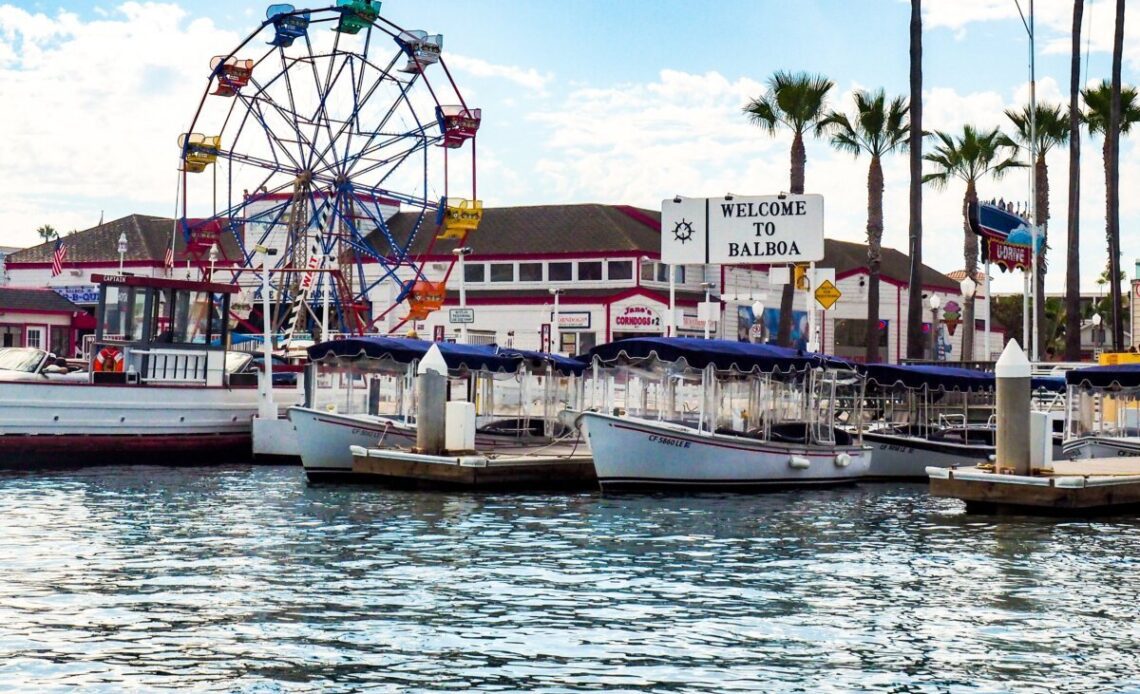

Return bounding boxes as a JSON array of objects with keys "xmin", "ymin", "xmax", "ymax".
[
  {"xmin": 130, "ymin": 288, "xmax": 147, "ymax": 341},
  {"xmin": 102, "ymin": 286, "xmax": 132, "ymax": 339},
  {"xmin": 490, "ymin": 264, "xmax": 514, "ymax": 282},
  {"xmin": 519, "ymin": 262, "xmax": 543, "ymax": 282},
  {"xmin": 549, "ymin": 262, "xmax": 572, "ymax": 282},
  {"xmin": 464, "ymin": 263, "xmax": 485, "ymax": 283},
  {"xmin": 608, "ymin": 260, "xmax": 633, "ymax": 280},
  {"xmin": 579, "ymin": 261, "xmax": 602, "ymax": 281}
]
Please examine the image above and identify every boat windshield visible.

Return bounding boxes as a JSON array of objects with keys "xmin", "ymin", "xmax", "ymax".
[{"xmin": 0, "ymin": 348, "xmax": 47, "ymax": 373}]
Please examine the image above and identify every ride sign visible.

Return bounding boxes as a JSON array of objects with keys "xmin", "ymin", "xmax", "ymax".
[{"xmin": 661, "ymin": 194, "xmax": 824, "ymax": 265}]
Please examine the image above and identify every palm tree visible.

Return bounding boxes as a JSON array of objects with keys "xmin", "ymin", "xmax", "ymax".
[
  {"xmin": 906, "ymin": 0, "xmax": 925, "ymax": 360},
  {"xmin": 1107, "ymin": 0, "xmax": 1126, "ymax": 350},
  {"xmin": 743, "ymin": 71, "xmax": 834, "ymax": 347},
  {"xmin": 923, "ymin": 126, "xmax": 1022, "ymax": 361},
  {"xmin": 1082, "ymin": 80, "xmax": 1140, "ymax": 351},
  {"xmin": 36, "ymin": 225, "xmax": 58, "ymax": 243},
  {"xmin": 999, "ymin": 103, "xmax": 1069, "ymax": 359},
  {"xmin": 1065, "ymin": 0, "xmax": 1084, "ymax": 361},
  {"xmin": 820, "ymin": 89, "xmax": 909, "ymax": 362}
]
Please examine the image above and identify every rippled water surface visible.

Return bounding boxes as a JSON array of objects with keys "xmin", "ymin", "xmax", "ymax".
[{"xmin": 3, "ymin": 465, "xmax": 1140, "ymax": 692}]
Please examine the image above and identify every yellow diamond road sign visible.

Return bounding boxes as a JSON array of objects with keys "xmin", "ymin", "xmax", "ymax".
[{"xmin": 814, "ymin": 279, "xmax": 841, "ymax": 310}]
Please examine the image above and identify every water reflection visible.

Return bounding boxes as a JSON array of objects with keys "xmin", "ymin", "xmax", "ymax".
[{"xmin": 2, "ymin": 468, "xmax": 1140, "ymax": 692}]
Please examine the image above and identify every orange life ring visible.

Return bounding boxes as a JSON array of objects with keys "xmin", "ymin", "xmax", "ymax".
[{"xmin": 95, "ymin": 347, "xmax": 124, "ymax": 373}]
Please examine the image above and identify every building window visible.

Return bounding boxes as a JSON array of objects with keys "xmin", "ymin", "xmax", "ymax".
[
  {"xmin": 0, "ymin": 326, "xmax": 19, "ymax": 348},
  {"xmin": 833, "ymin": 318, "xmax": 889, "ymax": 361},
  {"xmin": 490, "ymin": 263, "xmax": 514, "ymax": 282},
  {"xmin": 641, "ymin": 261, "xmax": 655, "ymax": 281},
  {"xmin": 549, "ymin": 262, "xmax": 573, "ymax": 282},
  {"xmin": 654, "ymin": 263, "xmax": 684, "ymax": 283},
  {"xmin": 467, "ymin": 330, "xmax": 496, "ymax": 346},
  {"xmin": 464, "ymin": 263, "xmax": 485, "ymax": 283},
  {"xmin": 25, "ymin": 327, "xmax": 43, "ymax": 349},
  {"xmin": 519, "ymin": 262, "xmax": 543, "ymax": 282},
  {"xmin": 579, "ymin": 261, "xmax": 603, "ymax": 281},
  {"xmin": 608, "ymin": 260, "xmax": 633, "ymax": 281},
  {"xmin": 50, "ymin": 326, "xmax": 69, "ymax": 357},
  {"xmin": 558, "ymin": 331, "xmax": 596, "ymax": 356}
]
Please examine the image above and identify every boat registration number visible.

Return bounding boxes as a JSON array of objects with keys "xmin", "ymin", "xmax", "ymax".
[{"xmin": 649, "ymin": 434, "xmax": 690, "ymax": 449}]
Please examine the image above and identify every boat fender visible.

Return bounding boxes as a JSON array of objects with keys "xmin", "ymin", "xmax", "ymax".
[
  {"xmin": 834, "ymin": 453, "xmax": 852, "ymax": 468},
  {"xmin": 788, "ymin": 456, "xmax": 810, "ymax": 470},
  {"xmin": 987, "ymin": 453, "xmax": 997, "ymax": 463}
]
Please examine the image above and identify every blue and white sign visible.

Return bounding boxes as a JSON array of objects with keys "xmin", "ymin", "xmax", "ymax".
[
  {"xmin": 661, "ymin": 194, "xmax": 824, "ymax": 265},
  {"xmin": 53, "ymin": 285, "xmax": 100, "ymax": 304}
]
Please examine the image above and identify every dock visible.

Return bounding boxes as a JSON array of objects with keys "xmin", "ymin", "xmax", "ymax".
[
  {"xmin": 929, "ymin": 460, "xmax": 1140, "ymax": 515},
  {"xmin": 349, "ymin": 443, "xmax": 596, "ymax": 490}
]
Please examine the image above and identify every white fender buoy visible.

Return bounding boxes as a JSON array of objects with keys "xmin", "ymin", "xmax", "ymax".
[
  {"xmin": 788, "ymin": 456, "xmax": 810, "ymax": 470},
  {"xmin": 834, "ymin": 453, "xmax": 851, "ymax": 468}
]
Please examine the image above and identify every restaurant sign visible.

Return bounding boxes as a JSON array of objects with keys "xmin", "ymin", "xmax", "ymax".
[
  {"xmin": 612, "ymin": 304, "xmax": 661, "ymax": 332},
  {"xmin": 52, "ymin": 285, "xmax": 100, "ymax": 304}
]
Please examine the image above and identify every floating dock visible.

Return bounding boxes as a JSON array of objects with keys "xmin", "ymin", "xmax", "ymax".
[
  {"xmin": 349, "ymin": 443, "xmax": 596, "ymax": 490},
  {"xmin": 929, "ymin": 459, "xmax": 1140, "ymax": 515}
]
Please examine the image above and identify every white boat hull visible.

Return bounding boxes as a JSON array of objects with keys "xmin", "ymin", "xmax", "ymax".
[
  {"xmin": 579, "ymin": 412, "xmax": 871, "ymax": 491},
  {"xmin": 862, "ymin": 432, "xmax": 992, "ymax": 479},
  {"xmin": 0, "ymin": 381, "xmax": 299, "ymax": 467},
  {"xmin": 290, "ymin": 407, "xmax": 414, "ymax": 479},
  {"xmin": 1063, "ymin": 436, "xmax": 1140, "ymax": 460}
]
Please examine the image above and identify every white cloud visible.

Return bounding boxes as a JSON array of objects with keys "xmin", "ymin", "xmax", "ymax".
[{"xmin": 445, "ymin": 53, "xmax": 552, "ymax": 94}]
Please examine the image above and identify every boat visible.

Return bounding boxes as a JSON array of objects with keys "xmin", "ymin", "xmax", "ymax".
[
  {"xmin": 575, "ymin": 337, "xmax": 872, "ymax": 491},
  {"xmin": 0, "ymin": 273, "xmax": 300, "ymax": 467},
  {"xmin": 860, "ymin": 363, "xmax": 1068, "ymax": 478},
  {"xmin": 1062, "ymin": 364, "xmax": 1140, "ymax": 459},
  {"xmin": 289, "ymin": 336, "xmax": 587, "ymax": 481}
]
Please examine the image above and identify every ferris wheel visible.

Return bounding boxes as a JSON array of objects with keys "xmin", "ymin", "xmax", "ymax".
[{"xmin": 175, "ymin": 0, "xmax": 480, "ymax": 342}]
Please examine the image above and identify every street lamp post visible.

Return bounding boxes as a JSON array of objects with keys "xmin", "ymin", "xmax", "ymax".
[
  {"xmin": 1093, "ymin": 313, "xmax": 1103, "ymax": 354},
  {"xmin": 700, "ymin": 281, "xmax": 714, "ymax": 340},
  {"xmin": 117, "ymin": 232, "xmax": 127, "ymax": 272},
  {"xmin": 928, "ymin": 293, "xmax": 942, "ymax": 361},
  {"xmin": 549, "ymin": 287, "xmax": 562, "ymax": 353},
  {"xmin": 452, "ymin": 246, "xmax": 472, "ymax": 344},
  {"xmin": 960, "ymin": 276, "xmax": 977, "ymax": 359}
]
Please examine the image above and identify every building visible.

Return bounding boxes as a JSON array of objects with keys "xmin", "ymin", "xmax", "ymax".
[
  {"xmin": 0, "ymin": 287, "xmax": 91, "ymax": 355},
  {"xmin": 5, "ymin": 205, "xmax": 982, "ymax": 362}
]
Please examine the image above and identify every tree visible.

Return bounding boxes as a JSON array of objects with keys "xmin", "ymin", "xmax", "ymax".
[
  {"xmin": 923, "ymin": 126, "xmax": 1022, "ymax": 362},
  {"xmin": 1108, "ymin": 0, "xmax": 1126, "ymax": 350},
  {"xmin": 999, "ymin": 103, "xmax": 1069, "ymax": 359},
  {"xmin": 906, "ymin": 0, "xmax": 925, "ymax": 359},
  {"xmin": 820, "ymin": 89, "xmax": 909, "ymax": 362},
  {"xmin": 36, "ymin": 225, "xmax": 58, "ymax": 243},
  {"xmin": 1064, "ymin": 0, "xmax": 1084, "ymax": 361},
  {"xmin": 1082, "ymin": 79, "xmax": 1140, "ymax": 351},
  {"xmin": 743, "ymin": 71, "xmax": 834, "ymax": 347}
]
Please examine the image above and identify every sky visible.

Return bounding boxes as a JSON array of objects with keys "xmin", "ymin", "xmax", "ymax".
[{"xmin": 0, "ymin": 0, "xmax": 1137, "ymax": 294}]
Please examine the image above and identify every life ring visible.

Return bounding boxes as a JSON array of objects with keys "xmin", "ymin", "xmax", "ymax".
[{"xmin": 95, "ymin": 347, "xmax": 124, "ymax": 373}]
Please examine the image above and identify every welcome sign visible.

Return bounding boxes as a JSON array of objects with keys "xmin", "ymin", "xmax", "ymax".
[{"xmin": 661, "ymin": 194, "xmax": 825, "ymax": 265}]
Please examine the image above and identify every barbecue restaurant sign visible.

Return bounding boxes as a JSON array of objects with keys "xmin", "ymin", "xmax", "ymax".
[
  {"xmin": 613, "ymin": 305, "xmax": 661, "ymax": 332},
  {"xmin": 661, "ymin": 194, "xmax": 825, "ymax": 265}
]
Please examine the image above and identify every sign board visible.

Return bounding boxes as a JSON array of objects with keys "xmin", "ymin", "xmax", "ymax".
[
  {"xmin": 449, "ymin": 307, "xmax": 475, "ymax": 324},
  {"xmin": 52, "ymin": 285, "xmax": 100, "ymax": 304},
  {"xmin": 661, "ymin": 194, "xmax": 824, "ymax": 265},
  {"xmin": 612, "ymin": 304, "xmax": 661, "ymax": 333},
  {"xmin": 696, "ymin": 301, "xmax": 719, "ymax": 323},
  {"xmin": 814, "ymin": 279, "xmax": 841, "ymax": 310},
  {"xmin": 432, "ymin": 325, "xmax": 445, "ymax": 342},
  {"xmin": 551, "ymin": 311, "xmax": 591, "ymax": 330}
]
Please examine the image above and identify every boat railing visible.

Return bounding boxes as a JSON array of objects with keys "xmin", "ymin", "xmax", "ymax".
[{"xmin": 130, "ymin": 347, "xmax": 212, "ymax": 385}]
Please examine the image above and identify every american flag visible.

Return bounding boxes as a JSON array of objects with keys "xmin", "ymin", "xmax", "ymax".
[
  {"xmin": 164, "ymin": 243, "xmax": 174, "ymax": 270},
  {"xmin": 50, "ymin": 239, "xmax": 67, "ymax": 277}
]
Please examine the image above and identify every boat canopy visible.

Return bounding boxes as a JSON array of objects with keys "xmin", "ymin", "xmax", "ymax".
[
  {"xmin": 863, "ymin": 363, "xmax": 1065, "ymax": 392},
  {"xmin": 307, "ymin": 336, "xmax": 583, "ymax": 376},
  {"xmin": 585, "ymin": 337, "xmax": 850, "ymax": 374},
  {"xmin": 1064, "ymin": 364, "xmax": 1140, "ymax": 390}
]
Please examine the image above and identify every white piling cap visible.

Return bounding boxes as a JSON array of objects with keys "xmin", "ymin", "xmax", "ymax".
[
  {"xmin": 995, "ymin": 339, "xmax": 1031, "ymax": 379},
  {"xmin": 417, "ymin": 343, "xmax": 448, "ymax": 376}
]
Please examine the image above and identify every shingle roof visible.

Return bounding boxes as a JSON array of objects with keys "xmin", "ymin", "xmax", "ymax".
[
  {"xmin": 0, "ymin": 287, "xmax": 82, "ymax": 313},
  {"xmin": 823, "ymin": 238, "xmax": 960, "ymax": 291},
  {"xmin": 7, "ymin": 215, "xmax": 243, "ymax": 264}
]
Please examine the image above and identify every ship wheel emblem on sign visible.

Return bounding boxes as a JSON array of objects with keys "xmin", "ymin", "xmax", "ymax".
[{"xmin": 672, "ymin": 219, "xmax": 695, "ymax": 244}]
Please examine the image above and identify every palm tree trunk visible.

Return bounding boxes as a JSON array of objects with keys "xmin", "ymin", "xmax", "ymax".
[
  {"xmin": 1035, "ymin": 154, "xmax": 1049, "ymax": 358},
  {"xmin": 962, "ymin": 184, "xmax": 978, "ymax": 361},
  {"xmin": 777, "ymin": 131, "xmax": 808, "ymax": 347},
  {"xmin": 866, "ymin": 156, "xmax": 884, "ymax": 362},
  {"xmin": 906, "ymin": 0, "xmax": 925, "ymax": 360},
  {"xmin": 1108, "ymin": 0, "xmax": 1125, "ymax": 350},
  {"xmin": 1064, "ymin": 0, "xmax": 1084, "ymax": 361}
]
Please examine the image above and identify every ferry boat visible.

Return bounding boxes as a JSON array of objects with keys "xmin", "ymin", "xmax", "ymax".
[
  {"xmin": 575, "ymin": 337, "xmax": 871, "ymax": 491},
  {"xmin": 1062, "ymin": 364, "xmax": 1140, "ymax": 459},
  {"xmin": 0, "ymin": 273, "xmax": 298, "ymax": 467},
  {"xmin": 289, "ymin": 336, "xmax": 586, "ymax": 481}
]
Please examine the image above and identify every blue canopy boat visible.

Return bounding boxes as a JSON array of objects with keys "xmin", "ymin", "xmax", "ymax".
[
  {"xmin": 1061, "ymin": 364, "xmax": 1140, "ymax": 459},
  {"xmin": 575, "ymin": 337, "xmax": 871, "ymax": 491},
  {"xmin": 292, "ymin": 337, "xmax": 586, "ymax": 480}
]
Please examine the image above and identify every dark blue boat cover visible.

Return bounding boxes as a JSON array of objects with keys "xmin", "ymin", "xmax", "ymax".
[
  {"xmin": 1065, "ymin": 364, "xmax": 1140, "ymax": 389},
  {"xmin": 495, "ymin": 348, "xmax": 587, "ymax": 376},
  {"xmin": 585, "ymin": 337, "xmax": 850, "ymax": 373},
  {"xmin": 307, "ymin": 336, "xmax": 528, "ymax": 374},
  {"xmin": 863, "ymin": 363, "xmax": 1065, "ymax": 392}
]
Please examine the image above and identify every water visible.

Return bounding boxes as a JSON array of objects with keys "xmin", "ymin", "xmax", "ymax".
[{"xmin": 2, "ymin": 466, "xmax": 1140, "ymax": 693}]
